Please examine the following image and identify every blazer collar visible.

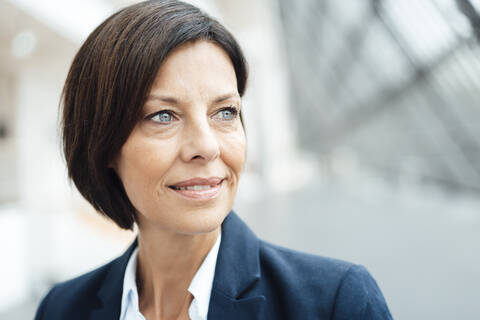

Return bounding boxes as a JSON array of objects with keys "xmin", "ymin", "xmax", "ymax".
[
  {"xmin": 210, "ymin": 211, "xmax": 261, "ymax": 296},
  {"xmin": 89, "ymin": 211, "xmax": 264, "ymax": 320},
  {"xmin": 90, "ymin": 238, "xmax": 138, "ymax": 320},
  {"xmin": 208, "ymin": 211, "xmax": 265, "ymax": 319}
]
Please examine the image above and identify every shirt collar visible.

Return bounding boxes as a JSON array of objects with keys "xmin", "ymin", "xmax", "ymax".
[
  {"xmin": 119, "ymin": 246, "xmax": 140, "ymax": 319},
  {"xmin": 188, "ymin": 231, "xmax": 222, "ymax": 318},
  {"xmin": 120, "ymin": 232, "xmax": 222, "ymax": 320}
]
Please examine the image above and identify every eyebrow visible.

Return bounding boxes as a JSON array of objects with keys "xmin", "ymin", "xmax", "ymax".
[
  {"xmin": 213, "ymin": 93, "xmax": 240, "ymax": 103},
  {"xmin": 147, "ymin": 92, "xmax": 240, "ymax": 104}
]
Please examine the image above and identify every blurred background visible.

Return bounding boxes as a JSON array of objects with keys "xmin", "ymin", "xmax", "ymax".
[{"xmin": 1, "ymin": 0, "xmax": 480, "ymax": 318}]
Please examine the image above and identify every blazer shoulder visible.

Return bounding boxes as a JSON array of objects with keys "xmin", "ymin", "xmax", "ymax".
[
  {"xmin": 332, "ymin": 264, "xmax": 393, "ymax": 319},
  {"xmin": 259, "ymin": 240, "xmax": 354, "ymax": 283},
  {"xmin": 34, "ymin": 261, "xmax": 113, "ymax": 320},
  {"xmin": 258, "ymin": 241, "xmax": 392, "ymax": 319}
]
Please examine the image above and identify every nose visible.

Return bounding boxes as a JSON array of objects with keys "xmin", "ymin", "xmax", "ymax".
[{"xmin": 180, "ymin": 118, "xmax": 220, "ymax": 163}]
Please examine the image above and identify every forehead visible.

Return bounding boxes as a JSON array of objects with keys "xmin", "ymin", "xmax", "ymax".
[{"xmin": 150, "ymin": 40, "xmax": 238, "ymax": 99}]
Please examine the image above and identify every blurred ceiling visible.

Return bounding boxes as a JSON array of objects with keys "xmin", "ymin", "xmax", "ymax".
[{"xmin": 278, "ymin": 0, "xmax": 480, "ymax": 193}]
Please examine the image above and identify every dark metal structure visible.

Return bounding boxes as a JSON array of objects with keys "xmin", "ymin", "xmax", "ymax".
[{"xmin": 278, "ymin": 0, "xmax": 480, "ymax": 193}]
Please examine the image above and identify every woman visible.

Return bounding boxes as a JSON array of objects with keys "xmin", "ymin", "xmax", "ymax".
[{"xmin": 35, "ymin": 1, "xmax": 393, "ymax": 319}]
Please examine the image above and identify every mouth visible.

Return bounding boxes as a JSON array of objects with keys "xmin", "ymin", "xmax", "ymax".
[{"xmin": 168, "ymin": 177, "xmax": 225, "ymax": 200}]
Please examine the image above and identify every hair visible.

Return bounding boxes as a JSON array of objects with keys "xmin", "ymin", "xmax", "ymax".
[{"xmin": 62, "ymin": 0, "xmax": 248, "ymax": 230}]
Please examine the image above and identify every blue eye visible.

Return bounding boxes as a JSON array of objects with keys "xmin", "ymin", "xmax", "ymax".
[
  {"xmin": 220, "ymin": 110, "xmax": 233, "ymax": 119},
  {"xmin": 216, "ymin": 107, "xmax": 238, "ymax": 120},
  {"xmin": 150, "ymin": 111, "xmax": 173, "ymax": 123}
]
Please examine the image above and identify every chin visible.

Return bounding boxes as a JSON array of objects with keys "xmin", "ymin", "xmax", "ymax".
[{"xmin": 170, "ymin": 206, "xmax": 231, "ymax": 235}]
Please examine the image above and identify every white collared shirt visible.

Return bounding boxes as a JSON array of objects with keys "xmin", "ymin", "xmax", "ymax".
[{"xmin": 119, "ymin": 232, "xmax": 221, "ymax": 320}]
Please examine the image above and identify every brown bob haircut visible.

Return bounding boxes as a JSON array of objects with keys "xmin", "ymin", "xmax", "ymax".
[{"xmin": 62, "ymin": 0, "xmax": 248, "ymax": 230}]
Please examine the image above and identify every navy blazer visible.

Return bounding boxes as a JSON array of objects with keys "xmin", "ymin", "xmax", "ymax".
[{"xmin": 35, "ymin": 211, "xmax": 392, "ymax": 319}]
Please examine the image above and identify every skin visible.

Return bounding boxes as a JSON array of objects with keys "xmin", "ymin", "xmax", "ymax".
[{"xmin": 114, "ymin": 40, "xmax": 246, "ymax": 320}]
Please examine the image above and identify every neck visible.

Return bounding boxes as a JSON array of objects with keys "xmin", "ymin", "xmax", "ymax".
[{"xmin": 136, "ymin": 224, "xmax": 220, "ymax": 319}]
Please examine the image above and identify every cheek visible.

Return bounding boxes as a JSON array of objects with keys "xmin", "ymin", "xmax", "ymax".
[
  {"xmin": 221, "ymin": 129, "xmax": 246, "ymax": 175},
  {"xmin": 116, "ymin": 137, "xmax": 178, "ymax": 204}
]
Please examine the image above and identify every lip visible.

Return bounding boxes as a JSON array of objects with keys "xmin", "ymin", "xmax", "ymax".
[
  {"xmin": 168, "ymin": 177, "xmax": 224, "ymax": 200},
  {"xmin": 170, "ymin": 177, "xmax": 224, "ymax": 187}
]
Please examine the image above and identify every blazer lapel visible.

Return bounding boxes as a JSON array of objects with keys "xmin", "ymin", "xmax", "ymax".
[
  {"xmin": 208, "ymin": 292, "xmax": 265, "ymax": 320},
  {"xmin": 89, "ymin": 239, "xmax": 138, "ymax": 320},
  {"xmin": 208, "ymin": 212, "xmax": 265, "ymax": 320}
]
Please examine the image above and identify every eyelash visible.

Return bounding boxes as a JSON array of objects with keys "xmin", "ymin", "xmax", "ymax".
[
  {"xmin": 145, "ymin": 106, "xmax": 239, "ymax": 124},
  {"xmin": 217, "ymin": 106, "xmax": 239, "ymax": 120},
  {"xmin": 146, "ymin": 110, "xmax": 177, "ymax": 123}
]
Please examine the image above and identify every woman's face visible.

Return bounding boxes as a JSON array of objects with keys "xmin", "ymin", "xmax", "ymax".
[{"xmin": 114, "ymin": 40, "xmax": 246, "ymax": 235}]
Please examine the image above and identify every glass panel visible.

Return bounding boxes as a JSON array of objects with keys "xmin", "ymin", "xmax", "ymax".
[
  {"xmin": 433, "ymin": 0, "xmax": 473, "ymax": 38},
  {"xmin": 361, "ymin": 20, "xmax": 414, "ymax": 85},
  {"xmin": 382, "ymin": 0, "xmax": 458, "ymax": 64}
]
